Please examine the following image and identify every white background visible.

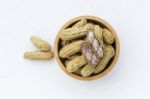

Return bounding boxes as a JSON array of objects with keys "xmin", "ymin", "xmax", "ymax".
[{"xmin": 0, "ymin": 0, "xmax": 150, "ymax": 99}]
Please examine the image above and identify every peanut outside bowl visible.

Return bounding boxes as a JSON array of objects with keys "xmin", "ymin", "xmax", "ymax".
[{"xmin": 54, "ymin": 16, "xmax": 120, "ymax": 81}]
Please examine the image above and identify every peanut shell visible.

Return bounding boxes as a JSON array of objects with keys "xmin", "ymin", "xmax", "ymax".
[
  {"xmin": 66, "ymin": 55, "xmax": 87, "ymax": 72},
  {"xmin": 24, "ymin": 51, "xmax": 53, "ymax": 60},
  {"xmin": 59, "ymin": 40, "xmax": 83, "ymax": 58},
  {"xmin": 60, "ymin": 23, "xmax": 94, "ymax": 40},
  {"xmin": 93, "ymin": 25, "xmax": 103, "ymax": 46},
  {"xmin": 81, "ymin": 63, "xmax": 95, "ymax": 77},
  {"xmin": 31, "ymin": 36, "xmax": 51, "ymax": 51},
  {"xmin": 93, "ymin": 44, "xmax": 115, "ymax": 74},
  {"xmin": 72, "ymin": 18, "xmax": 87, "ymax": 28}
]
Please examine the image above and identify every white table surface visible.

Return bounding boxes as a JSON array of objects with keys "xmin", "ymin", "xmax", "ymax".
[{"xmin": 0, "ymin": 0, "xmax": 150, "ymax": 99}]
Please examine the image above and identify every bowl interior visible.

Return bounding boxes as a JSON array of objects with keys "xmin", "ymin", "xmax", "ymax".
[{"xmin": 55, "ymin": 16, "xmax": 119, "ymax": 80}]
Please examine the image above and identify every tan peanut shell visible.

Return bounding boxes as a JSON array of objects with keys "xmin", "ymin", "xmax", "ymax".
[
  {"xmin": 66, "ymin": 55, "xmax": 87, "ymax": 72},
  {"xmin": 93, "ymin": 44, "xmax": 115, "ymax": 74},
  {"xmin": 60, "ymin": 23, "xmax": 94, "ymax": 40},
  {"xmin": 31, "ymin": 36, "xmax": 51, "ymax": 51},
  {"xmin": 102, "ymin": 28, "xmax": 115, "ymax": 44},
  {"xmin": 59, "ymin": 40, "xmax": 83, "ymax": 58},
  {"xmin": 24, "ymin": 51, "xmax": 53, "ymax": 60},
  {"xmin": 93, "ymin": 25, "xmax": 103, "ymax": 46},
  {"xmin": 81, "ymin": 63, "xmax": 95, "ymax": 77},
  {"xmin": 72, "ymin": 17, "xmax": 87, "ymax": 28}
]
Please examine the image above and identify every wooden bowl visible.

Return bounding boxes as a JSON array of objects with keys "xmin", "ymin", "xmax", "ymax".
[{"xmin": 54, "ymin": 16, "xmax": 120, "ymax": 81}]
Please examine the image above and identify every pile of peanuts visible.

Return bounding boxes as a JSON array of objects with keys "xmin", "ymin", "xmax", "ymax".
[
  {"xmin": 59, "ymin": 18, "xmax": 115, "ymax": 77},
  {"xmin": 24, "ymin": 36, "xmax": 53, "ymax": 60}
]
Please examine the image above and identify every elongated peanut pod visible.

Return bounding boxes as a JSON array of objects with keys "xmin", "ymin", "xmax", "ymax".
[
  {"xmin": 93, "ymin": 44, "xmax": 115, "ymax": 74},
  {"xmin": 66, "ymin": 55, "xmax": 87, "ymax": 72},
  {"xmin": 60, "ymin": 23, "xmax": 94, "ymax": 40},
  {"xmin": 81, "ymin": 63, "xmax": 95, "ymax": 77},
  {"xmin": 102, "ymin": 28, "xmax": 115, "ymax": 44},
  {"xmin": 93, "ymin": 25, "xmax": 103, "ymax": 46},
  {"xmin": 24, "ymin": 51, "xmax": 53, "ymax": 60},
  {"xmin": 59, "ymin": 40, "xmax": 83, "ymax": 58},
  {"xmin": 31, "ymin": 36, "xmax": 51, "ymax": 51},
  {"xmin": 72, "ymin": 18, "xmax": 87, "ymax": 28}
]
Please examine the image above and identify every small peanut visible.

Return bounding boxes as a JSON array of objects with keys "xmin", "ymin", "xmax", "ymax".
[
  {"xmin": 24, "ymin": 51, "xmax": 53, "ymax": 60},
  {"xmin": 31, "ymin": 36, "xmax": 51, "ymax": 51}
]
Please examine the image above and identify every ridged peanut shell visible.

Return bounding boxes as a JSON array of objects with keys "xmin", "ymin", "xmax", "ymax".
[
  {"xmin": 72, "ymin": 17, "xmax": 87, "ymax": 28},
  {"xmin": 93, "ymin": 44, "xmax": 115, "ymax": 74},
  {"xmin": 60, "ymin": 23, "xmax": 94, "ymax": 40},
  {"xmin": 81, "ymin": 63, "xmax": 95, "ymax": 77},
  {"xmin": 66, "ymin": 55, "xmax": 87, "ymax": 72},
  {"xmin": 31, "ymin": 36, "xmax": 51, "ymax": 51},
  {"xmin": 24, "ymin": 51, "xmax": 53, "ymax": 60},
  {"xmin": 59, "ymin": 40, "xmax": 83, "ymax": 58},
  {"xmin": 93, "ymin": 25, "xmax": 103, "ymax": 46}
]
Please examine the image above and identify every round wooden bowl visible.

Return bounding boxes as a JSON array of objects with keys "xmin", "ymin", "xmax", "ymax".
[{"xmin": 54, "ymin": 16, "xmax": 120, "ymax": 81}]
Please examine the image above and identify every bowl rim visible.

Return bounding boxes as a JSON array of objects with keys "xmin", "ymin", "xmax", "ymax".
[{"xmin": 54, "ymin": 15, "xmax": 120, "ymax": 81}]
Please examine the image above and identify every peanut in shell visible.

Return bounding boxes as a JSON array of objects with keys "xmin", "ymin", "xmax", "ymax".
[
  {"xmin": 81, "ymin": 63, "xmax": 95, "ymax": 77},
  {"xmin": 24, "ymin": 51, "xmax": 53, "ymax": 60},
  {"xmin": 60, "ymin": 23, "xmax": 94, "ymax": 40},
  {"xmin": 72, "ymin": 17, "xmax": 87, "ymax": 28},
  {"xmin": 31, "ymin": 36, "xmax": 51, "ymax": 51},
  {"xmin": 93, "ymin": 44, "xmax": 115, "ymax": 74},
  {"xmin": 93, "ymin": 25, "xmax": 103, "ymax": 46},
  {"xmin": 59, "ymin": 40, "xmax": 83, "ymax": 58},
  {"xmin": 66, "ymin": 55, "xmax": 87, "ymax": 72}
]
